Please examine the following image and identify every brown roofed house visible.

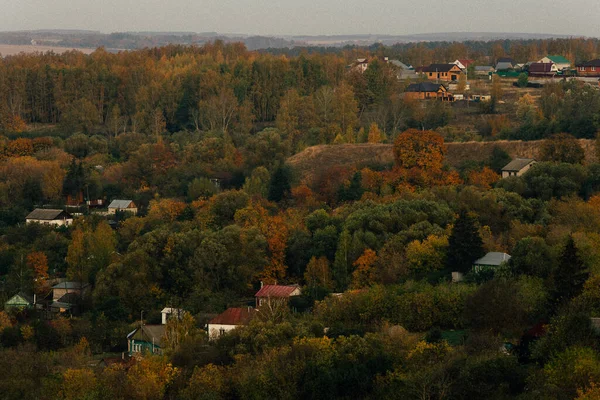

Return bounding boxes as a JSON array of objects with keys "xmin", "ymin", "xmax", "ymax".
[
  {"xmin": 255, "ymin": 284, "xmax": 301, "ymax": 308},
  {"xmin": 421, "ymin": 63, "xmax": 462, "ymax": 81},
  {"xmin": 528, "ymin": 63, "xmax": 558, "ymax": 77},
  {"xmin": 207, "ymin": 307, "xmax": 256, "ymax": 340},
  {"xmin": 405, "ymin": 82, "xmax": 452, "ymax": 101}
]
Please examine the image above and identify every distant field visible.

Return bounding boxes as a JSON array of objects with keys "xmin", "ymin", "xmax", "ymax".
[{"xmin": 0, "ymin": 44, "xmax": 96, "ymax": 56}]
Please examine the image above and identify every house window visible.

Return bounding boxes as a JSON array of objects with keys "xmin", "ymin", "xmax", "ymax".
[
  {"xmin": 593, "ymin": 67, "xmax": 596, "ymax": 71},
  {"xmin": 219, "ymin": 328, "xmax": 226, "ymax": 336}
]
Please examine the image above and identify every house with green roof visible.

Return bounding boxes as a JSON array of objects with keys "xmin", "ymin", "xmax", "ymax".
[
  {"xmin": 539, "ymin": 55, "xmax": 571, "ymax": 71},
  {"xmin": 4, "ymin": 292, "xmax": 34, "ymax": 311}
]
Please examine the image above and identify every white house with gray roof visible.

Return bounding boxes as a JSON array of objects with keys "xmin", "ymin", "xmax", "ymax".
[
  {"xmin": 107, "ymin": 200, "xmax": 138, "ymax": 215},
  {"xmin": 502, "ymin": 158, "xmax": 536, "ymax": 178},
  {"xmin": 26, "ymin": 209, "xmax": 73, "ymax": 227},
  {"xmin": 473, "ymin": 252, "xmax": 511, "ymax": 273}
]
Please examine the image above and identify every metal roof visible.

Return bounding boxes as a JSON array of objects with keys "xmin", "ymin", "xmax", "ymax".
[
  {"xmin": 26, "ymin": 209, "xmax": 72, "ymax": 220},
  {"xmin": 529, "ymin": 63, "xmax": 555, "ymax": 73},
  {"xmin": 474, "ymin": 252, "xmax": 512, "ymax": 266},
  {"xmin": 208, "ymin": 307, "xmax": 256, "ymax": 325},
  {"xmin": 52, "ymin": 281, "xmax": 88, "ymax": 290},
  {"xmin": 502, "ymin": 158, "xmax": 535, "ymax": 172},
  {"xmin": 579, "ymin": 59, "xmax": 600, "ymax": 67},
  {"xmin": 255, "ymin": 285, "xmax": 301, "ymax": 298},
  {"xmin": 108, "ymin": 200, "xmax": 134, "ymax": 209},
  {"xmin": 423, "ymin": 63, "xmax": 460, "ymax": 73},
  {"xmin": 406, "ymin": 82, "xmax": 446, "ymax": 93},
  {"xmin": 130, "ymin": 325, "xmax": 165, "ymax": 347},
  {"xmin": 389, "ymin": 60, "xmax": 413, "ymax": 70},
  {"xmin": 546, "ymin": 55, "xmax": 570, "ymax": 64},
  {"xmin": 495, "ymin": 61, "xmax": 514, "ymax": 70}
]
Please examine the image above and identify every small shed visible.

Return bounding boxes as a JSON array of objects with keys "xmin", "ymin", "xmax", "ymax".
[
  {"xmin": 127, "ymin": 325, "xmax": 165, "ymax": 355},
  {"xmin": 502, "ymin": 158, "xmax": 536, "ymax": 178},
  {"xmin": 207, "ymin": 307, "xmax": 256, "ymax": 340},
  {"xmin": 107, "ymin": 200, "xmax": 138, "ymax": 215},
  {"xmin": 473, "ymin": 252, "xmax": 511, "ymax": 273},
  {"xmin": 26, "ymin": 209, "xmax": 73, "ymax": 227},
  {"xmin": 4, "ymin": 292, "xmax": 34, "ymax": 311}
]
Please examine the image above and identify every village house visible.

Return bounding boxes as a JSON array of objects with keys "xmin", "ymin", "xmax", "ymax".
[
  {"xmin": 161, "ymin": 307, "xmax": 186, "ymax": 324},
  {"xmin": 474, "ymin": 66, "xmax": 495, "ymax": 76},
  {"xmin": 404, "ymin": 82, "xmax": 453, "ymax": 100},
  {"xmin": 452, "ymin": 59, "xmax": 474, "ymax": 70},
  {"xmin": 50, "ymin": 281, "xmax": 89, "ymax": 313},
  {"xmin": 420, "ymin": 64, "xmax": 462, "ymax": 81},
  {"xmin": 473, "ymin": 252, "xmax": 511, "ymax": 273},
  {"xmin": 539, "ymin": 55, "xmax": 571, "ymax": 71},
  {"xmin": 207, "ymin": 307, "xmax": 256, "ymax": 340},
  {"xmin": 502, "ymin": 158, "xmax": 536, "ymax": 178},
  {"xmin": 107, "ymin": 200, "xmax": 138, "ymax": 215},
  {"xmin": 127, "ymin": 325, "xmax": 165, "ymax": 355},
  {"xmin": 26, "ymin": 209, "xmax": 73, "ymax": 227},
  {"xmin": 255, "ymin": 284, "xmax": 301, "ymax": 308},
  {"xmin": 495, "ymin": 57, "xmax": 515, "ymax": 71},
  {"xmin": 389, "ymin": 60, "xmax": 418, "ymax": 80},
  {"xmin": 528, "ymin": 62, "xmax": 558, "ymax": 77},
  {"xmin": 577, "ymin": 59, "xmax": 600, "ymax": 77},
  {"xmin": 4, "ymin": 292, "xmax": 34, "ymax": 311}
]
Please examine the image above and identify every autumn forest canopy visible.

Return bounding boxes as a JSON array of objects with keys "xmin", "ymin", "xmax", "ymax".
[{"xmin": 2, "ymin": 39, "xmax": 600, "ymax": 399}]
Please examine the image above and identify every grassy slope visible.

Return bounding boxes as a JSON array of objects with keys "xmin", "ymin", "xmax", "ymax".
[{"xmin": 287, "ymin": 139, "xmax": 596, "ymax": 184}]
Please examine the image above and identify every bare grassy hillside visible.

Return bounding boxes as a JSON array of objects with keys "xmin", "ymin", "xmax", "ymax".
[{"xmin": 288, "ymin": 140, "xmax": 597, "ymax": 184}]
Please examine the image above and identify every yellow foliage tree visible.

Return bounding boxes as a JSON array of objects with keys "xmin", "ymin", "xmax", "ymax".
[
  {"xmin": 367, "ymin": 122, "xmax": 383, "ymax": 143},
  {"xmin": 304, "ymin": 256, "xmax": 333, "ymax": 290},
  {"xmin": 60, "ymin": 368, "xmax": 97, "ymax": 400}
]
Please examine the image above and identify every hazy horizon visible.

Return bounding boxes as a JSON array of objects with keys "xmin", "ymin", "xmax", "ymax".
[{"xmin": 2, "ymin": 0, "xmax": 599, "ymax": 37}]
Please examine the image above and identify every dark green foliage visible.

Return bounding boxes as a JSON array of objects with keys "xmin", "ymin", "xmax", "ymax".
[
  {"xmin": 268, "ymin": 165, "xmax": 292, "ymax": 202},
  {"xmin": 446, "ymin": 210, "xmax": 485, "ymax": 273},
  {"xmin": 62, "ymin": 159, "xmax": 87, "ymax": 198},
  {"xmin": 488, "ymin": 146, "xmax": 512, "ymax": 173},
  {"xmin": 552, "ymin": 236, "xmax": 588, "ymax": 304},
  {"xmin": 511, "ymin": 237, "xmax": 555, "ymax": 278},
  {"xmin": 517, "ymin": 73, "xmax": 529, "ymax": 88}
]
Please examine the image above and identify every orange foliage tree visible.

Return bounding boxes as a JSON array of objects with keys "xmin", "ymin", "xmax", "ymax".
[
  {"xmin": 27, "ymin": 251, "xmax": 49, "ymax": 294},
  {"xmin": 351, "ymin": 249, "xmax": 377, "ymax": 288},
  {"xmin": 393, "ymin": 129, "xmax": 446, "ymax": 172},
  {"xmin": 468, "ymin": 167, "xmax": 501, "ymax": 189},
  {"xmin": 235, "ymin": 202, "xmax": 289, "ymax": 283}
]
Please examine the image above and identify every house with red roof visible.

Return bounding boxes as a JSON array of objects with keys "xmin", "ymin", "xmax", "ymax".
[
  {"xmin": 207, "ymin": 307, "xmax": 256, "ymax": 340},
  {"xmin": 453, "ymin": 59, "xmax": 474, "ymax": 70},
  {"xmin": 255, "ymin": 284, "xmax": 301, "ymax": 307}
]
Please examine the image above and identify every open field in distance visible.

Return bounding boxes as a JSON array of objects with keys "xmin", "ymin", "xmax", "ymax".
[{"xmin": 0, "ymin": 44, "xmax": 96, "ymax": 56}]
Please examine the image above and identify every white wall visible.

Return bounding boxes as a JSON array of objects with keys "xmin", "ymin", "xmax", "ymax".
[{"xmin": 26, "ymin": 218, "xmax": 73, "ymax": 227}]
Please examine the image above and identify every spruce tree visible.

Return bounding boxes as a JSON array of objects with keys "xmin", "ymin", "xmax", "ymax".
[
  {"xmin": 553, "ymin": 236, "xmax": 588, "ymax": 303},
  {"xmin": 446, "ymin": 210, "xmax": 485, "ymax": 273},
  {"xmin": 268, "ymin": 165, "xmax": 292, "ymax": 202}
]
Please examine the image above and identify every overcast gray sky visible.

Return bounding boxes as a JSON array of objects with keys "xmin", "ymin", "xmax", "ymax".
[{"xmin": 1, "ymin": 0, "xmax": 599, "ymax": 37}]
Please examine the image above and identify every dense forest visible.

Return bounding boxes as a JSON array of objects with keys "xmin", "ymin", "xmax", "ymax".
[{"xmin": 2, "ymin": 41, "xmax": 600, "ymax": 399}]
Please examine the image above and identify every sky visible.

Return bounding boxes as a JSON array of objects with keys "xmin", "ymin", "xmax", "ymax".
[{"xmin": 1, "ymin": 0, "xmax": 599, "ymax": 37}]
